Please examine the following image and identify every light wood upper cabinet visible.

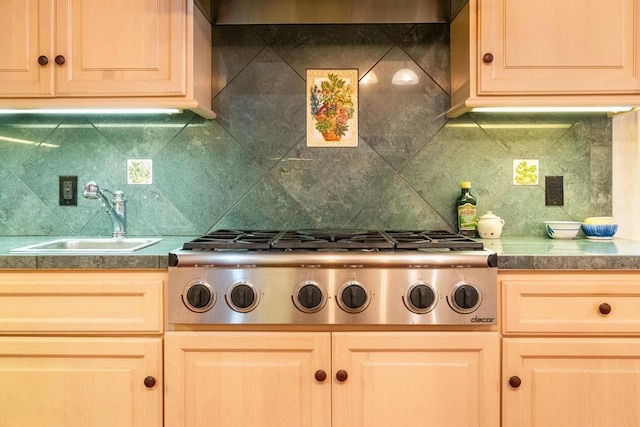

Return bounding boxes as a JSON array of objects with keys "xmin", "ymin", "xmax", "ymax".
[
  {"xmin": 0, "ymin": 0, "xmax": 214, "ymax": 118},
  {"xmin": 478, "ymin": 0, "xmax": 640, "ymax": 94},
  {"xmin": 449, "ymin": 0, "xmax": 640, "ymax": 117},
  {"xmin": 56, "ymin": 0, "xmax": 186, "ymax": 96},
  {"xmin": 0, "ymin": 0, "xmax": 54, "ymax": 96}
]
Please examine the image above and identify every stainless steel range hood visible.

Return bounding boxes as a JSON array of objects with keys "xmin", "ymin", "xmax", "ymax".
[{"xmin": 211, "ymin": 0, "xmax": 458, "ymax": 25}]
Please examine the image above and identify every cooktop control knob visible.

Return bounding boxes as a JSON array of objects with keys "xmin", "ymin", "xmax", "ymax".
[
  {"xmin": 337, "ymin": 281, "xmax": 370, "ymax": 313},
  {"xmin": 183, "ymin": 282, "xmax": 215, "ymax": 312},
  {"xmin": 404, "ymin": 282, "xmax": 437, "ymax": 314},
  {"xmin": 226, "ymin": 281, "xmax": 260, "ymax": 313},
  {"xmin": 293, "ymin": 281, "xmax": 327, "ymax": 313},
  {"xmin": 449, "ymin": 283, "xmax": 482, "ymax": 313}
]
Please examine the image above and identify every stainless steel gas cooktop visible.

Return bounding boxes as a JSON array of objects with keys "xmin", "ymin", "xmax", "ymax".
[{"xmin": 167, "ymin": 229, "xmax": 497, "ymax": 326}]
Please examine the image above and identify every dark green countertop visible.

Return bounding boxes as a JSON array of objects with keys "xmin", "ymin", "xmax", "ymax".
[
  {"xmin": 482, "ymin": 237, "xmax": 640, "ymax": 270},
  {"xmin": 1, "ymin": 236, "xmax": 640, "ymax": 270}
]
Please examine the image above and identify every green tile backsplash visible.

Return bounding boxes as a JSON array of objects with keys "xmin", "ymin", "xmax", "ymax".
[{"xmin": 0, "ymin": 24, "xmax": 611, "ymax": 237}]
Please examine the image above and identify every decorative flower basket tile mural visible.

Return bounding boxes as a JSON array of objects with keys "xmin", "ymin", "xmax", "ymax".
[{"xmin": 307, "ymin": 69, "xmax": 358, "ymax": 147}]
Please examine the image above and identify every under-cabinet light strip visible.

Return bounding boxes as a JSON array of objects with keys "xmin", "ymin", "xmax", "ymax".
[
  {"xmin": 471, "ymin": 106, "xmax": 634, "ymax": 113},
  {"xmin": 0, "ymin": 108, "xmax": 182, "ymax": 115}
]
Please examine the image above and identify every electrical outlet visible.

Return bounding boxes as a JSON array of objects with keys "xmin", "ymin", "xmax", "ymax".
[
  {"xmin": 545, "ymin": 176, "xmax": 564, "ymax": 206},
  {"xmin": 59, "ymin": 176, "xmax": 77, "ymax": 206}
]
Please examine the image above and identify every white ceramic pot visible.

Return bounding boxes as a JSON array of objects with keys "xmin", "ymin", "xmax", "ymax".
[{"xmin": 476, "ymin": 211, "xmax": 505, "ymax": 239}]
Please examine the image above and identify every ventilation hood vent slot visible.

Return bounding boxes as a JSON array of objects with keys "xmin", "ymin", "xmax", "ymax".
[{"xmin": 211, "ymin": 0, "xmax": 456, "ymax": 25}]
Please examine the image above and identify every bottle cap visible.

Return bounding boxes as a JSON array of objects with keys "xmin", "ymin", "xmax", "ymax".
[{"xmin": 461, "ymin": 181, "xmax": 471, "ymax": 188}]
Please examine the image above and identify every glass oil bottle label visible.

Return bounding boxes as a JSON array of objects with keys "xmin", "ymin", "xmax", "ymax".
[
  {"xmin": 456, "ymin": 182, "xmax": 477, "ymax": 237},
  {"xmin": 458, "ymin": 203, "xmax": 477, "ymax": 235}
]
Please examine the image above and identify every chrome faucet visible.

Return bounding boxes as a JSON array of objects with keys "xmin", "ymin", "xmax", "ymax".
[{"xmin": 82, "ymin": 181, "xmax": 127, "ymax": 238}]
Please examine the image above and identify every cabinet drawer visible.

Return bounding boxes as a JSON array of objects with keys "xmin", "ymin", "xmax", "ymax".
[
  {"xmin": 0, "ymin": 270, "xmax": 164, "ymax": 333},
  {"xmin": 502, "ymin": 273, "xmax": 640, "ymax": 334}
]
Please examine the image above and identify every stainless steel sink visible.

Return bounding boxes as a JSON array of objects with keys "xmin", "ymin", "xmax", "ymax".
[{"xmin": 11, "ymin": 237, "xmax": 163, "ymax": 253}]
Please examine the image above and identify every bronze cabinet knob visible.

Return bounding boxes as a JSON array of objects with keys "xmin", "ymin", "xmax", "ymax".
[
  {"xmin": 508, "ymin": 376, "xmax": 521, "ymax": 388},
  {"xmin": 37, "ymin": 55, "xmax": 49, "ymax": 66},
  {"xmin": 483, "ymin": 53, "xmax": 494, "ymax": 63},
  {"xmin": 336, "ymin": 370, "xmax": 348, "ymax": 382},
  {"xmin": 599, "ymin": 303, "xmax": 612, "ymax": 315},
  {"xmin": 143, "ymin": 376, "xmax": 156, "ymax": 388},
  {"xmin": 55, "ymin": 55, "xmax": 66, "ymax": 65}
]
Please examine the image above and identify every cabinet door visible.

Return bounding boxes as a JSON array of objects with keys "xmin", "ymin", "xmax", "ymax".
[
  {"xmin": 0, "ymin": 337, "xmax": 162, "ymax": 427},
  {"xmin": 332, "ymin": 332, "xmax": 500, "ymax": 427},
  {"xmin": 503, "ymin": 338, "xmax": 640, "ymax": 427},
  {"xmin": 165, "ymin": 332, "xmax": 332, "ymax": 427},
  {"xmin": 479, "ymin": 0, "xmax": 640, "ymax": 94},
  {"xmin": 0, "ymin": 0, "xmax": 54, "ymax": 96},
  {"xmin": 55, "ymin": 0, "xmax": 186, "ymax": 96}
]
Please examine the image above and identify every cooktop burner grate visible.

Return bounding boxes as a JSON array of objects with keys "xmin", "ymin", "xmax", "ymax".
[
  {"xmin": 182, "ymin": 230, "xmax": 283, "ymax": 250},
  {"xmin": 180, "ymin": 229, "xmax": 484, "ymax": 252},
  {"xmin": 383, "ymin": 230, "xmax": 484, "ymax": 250},
  {"xmin": 272, "ymin": 230, "xmax": 395, "ymax": 250}
]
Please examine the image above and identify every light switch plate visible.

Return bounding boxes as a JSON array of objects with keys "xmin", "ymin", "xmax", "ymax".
[{"xmin": 545, "ymin": 176, "xmax": 564, "ymax": 206}]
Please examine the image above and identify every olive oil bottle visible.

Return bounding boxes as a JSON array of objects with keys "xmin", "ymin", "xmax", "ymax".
[{"xmin": 456, "ymin": 182, "xmax": 477, "ymax": 237}]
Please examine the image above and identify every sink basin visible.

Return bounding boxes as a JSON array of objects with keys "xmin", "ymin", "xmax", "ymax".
[{"xmin": 11, "ymin": 237, "xmax": 163, "ymax": 253}]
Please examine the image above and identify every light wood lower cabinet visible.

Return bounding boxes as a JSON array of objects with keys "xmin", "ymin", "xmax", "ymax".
[
  {"xmin": 332, "ymin": 332, "xmax": 500, "ymax": 427},
  {"xmin": 165, "ymin": 331, "xmax": 500, "ymax": 427},
  {"xmin": 503, "ymin": 337, "xmax": 640, "ymax": 427},
  {"xmin": 165, "ymin": 332, "xmax": 331, "ymax": 427},
  {"xmin": 0, "ymin": 337, "xmax": 162, "ymax": 427},
  {"xmin": 0, "ymin": 270, "xmax": 165, "ymax": 427},
  {"xmin": 501, "ymin": 271, "xmax": 640, "ymax": 427}
]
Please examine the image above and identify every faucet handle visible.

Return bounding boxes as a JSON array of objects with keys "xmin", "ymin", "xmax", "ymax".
[{"xmin": 82, "ymin": 181, "xmax": 127, "ymax": 238}]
